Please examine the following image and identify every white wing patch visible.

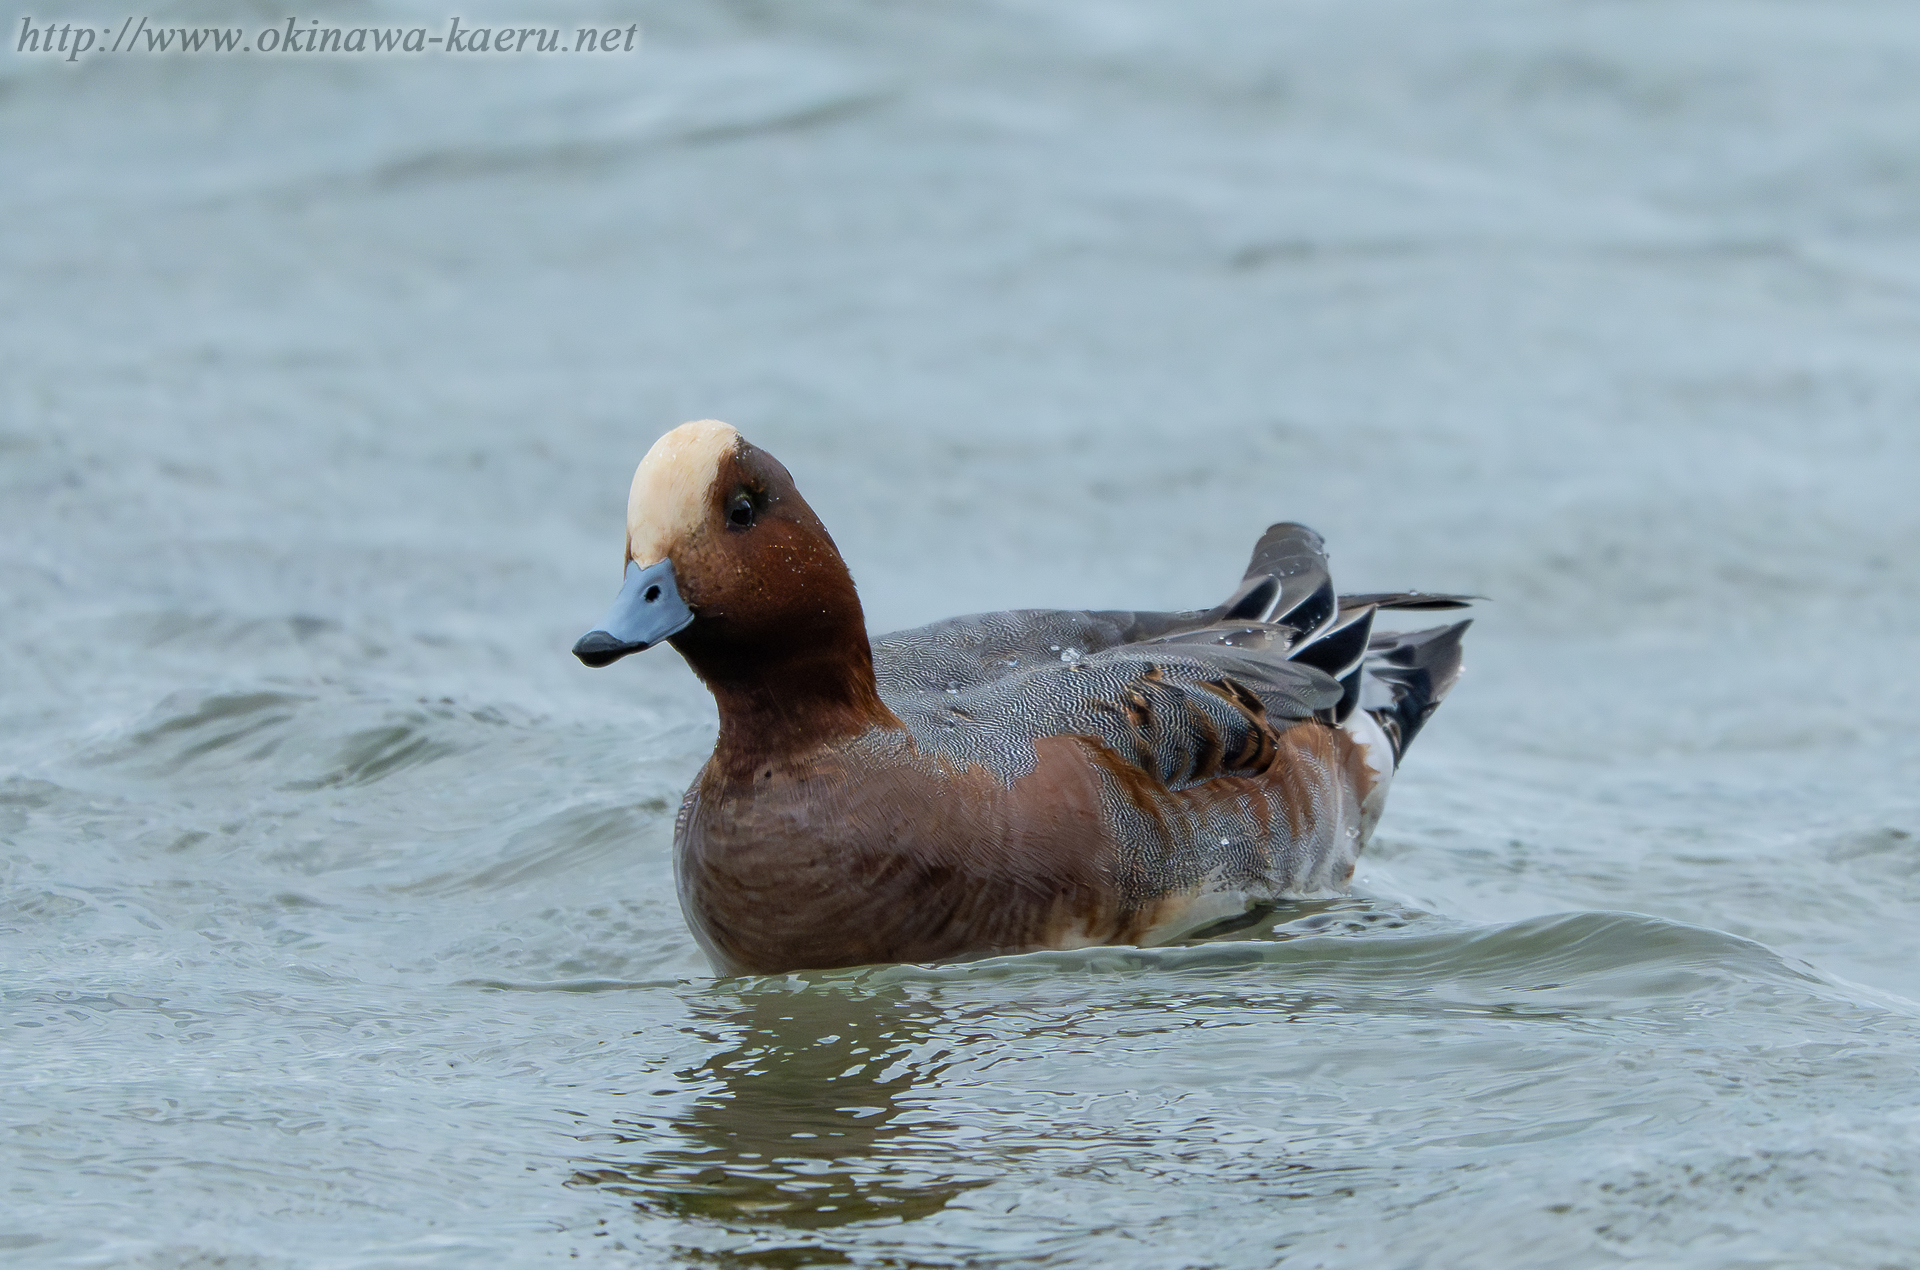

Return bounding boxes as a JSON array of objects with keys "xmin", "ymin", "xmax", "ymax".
[{"xmin": 1340, "ymin": 707, "xmax": 1396, "ymax": 843}]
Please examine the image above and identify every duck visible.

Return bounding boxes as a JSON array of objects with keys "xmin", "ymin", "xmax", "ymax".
[{"xmin": 572, "ymin": 420, "xmax": 1470, "ymax": 975}]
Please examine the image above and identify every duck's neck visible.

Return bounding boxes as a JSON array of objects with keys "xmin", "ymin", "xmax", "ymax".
[{"xmin": 679, "ymin": 629, "xmax": 899, "ymax": 784}]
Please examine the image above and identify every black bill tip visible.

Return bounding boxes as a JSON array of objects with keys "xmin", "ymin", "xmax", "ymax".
[{"xmin": 572, "ymin": 629, "xmax": 646, "ymax": 668}]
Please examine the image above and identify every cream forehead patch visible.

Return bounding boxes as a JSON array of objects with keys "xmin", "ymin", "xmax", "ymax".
[{"xmin": 626, "ymin": 419, "xmax": 741, "ymax": 565}]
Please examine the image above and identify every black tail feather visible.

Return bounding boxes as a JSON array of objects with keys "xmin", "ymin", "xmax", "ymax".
[
  {"xmin": 1289, "ymin": 603, "xmax": 1375, "ymax": 682},
  {"xmin": 1361, "ymin": 620, "xmax": 1471, "ymax": 764},
  {"xmin": 1216, "ymin": 523, "xmax": 1338, "ymax": 645},
  {"xmin": 1290, "ymin": 605, "xmax": 1377, "ymax": 725},
  {"xmin": 1338, "ymin": 591, "xmax": 1478, "ymax": 612}
]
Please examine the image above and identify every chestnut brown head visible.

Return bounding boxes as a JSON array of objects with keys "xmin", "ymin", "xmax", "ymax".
[{"xmin": 572, "ymin": 420, "xmax": 867, "ymax": 691}]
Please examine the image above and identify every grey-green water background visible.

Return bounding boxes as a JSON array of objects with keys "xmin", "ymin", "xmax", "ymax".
[{"xmin": 6, "ymin": 2, "xmax": 1920, "ymax": 1266}]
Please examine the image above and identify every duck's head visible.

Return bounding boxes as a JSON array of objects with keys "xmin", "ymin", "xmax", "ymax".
[{"xmin": 572, "ymin": 420, "xmax": 866, "ymax": 679}]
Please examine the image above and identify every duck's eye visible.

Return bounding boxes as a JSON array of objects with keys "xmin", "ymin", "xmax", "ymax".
[{"xmin": 727, "ymin": 493, "xmax": 756, "ymax": 529}]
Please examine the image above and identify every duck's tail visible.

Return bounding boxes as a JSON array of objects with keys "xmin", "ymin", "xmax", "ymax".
[
  {"xmin": 1221, "ymin": 523, "xmax": 1472, "ymax": 763},
  {"xmin": 1354, "ymin": 620, "xmax": 1470, "ymax": 765},
  {"xmin": 1213, "ymin": 523, "xmax": 1340, "ymax": 640}
]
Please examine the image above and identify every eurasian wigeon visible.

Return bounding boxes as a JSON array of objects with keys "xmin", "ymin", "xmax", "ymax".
[{"xmin": 573, "ymin": 420, "xmax": 1469, "ymax": 975}]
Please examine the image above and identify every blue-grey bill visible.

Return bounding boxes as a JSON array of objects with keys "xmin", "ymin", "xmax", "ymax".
[{"xmin": 572, "ymin": 557, "xmax": 695, "ymax": 667}]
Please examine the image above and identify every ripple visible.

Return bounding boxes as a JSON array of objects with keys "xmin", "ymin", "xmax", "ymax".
[
  {"xmin": 281, "ymin": 718, "xmax": 461, "ymax": 790},
  {"xmin": 119, "ymin": 690, "xmax": 309, "ymax": 776},
  {"xmin": 399, "ymin": 800, "xmax": 672, "ymax": 896},
  {"xmin": 86, "ymin": 688, "xmax": 511, "ymax": 792},
  {"xmin": 783, "ymin": 910, "xmax": 1871, "ymax": 1019}
]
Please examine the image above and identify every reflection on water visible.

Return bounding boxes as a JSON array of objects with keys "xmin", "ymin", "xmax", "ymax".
[
  {"xmin": 560, "ymin": 903, "xmax": 1765, "ymax": 1250},
  {"xmin": 570, "ymin": 985, "xmax": 993, "ymax": 1233},
  {"xmin": 564, "ymin": 900, "xmax": 1404, "ymax": 1241}
]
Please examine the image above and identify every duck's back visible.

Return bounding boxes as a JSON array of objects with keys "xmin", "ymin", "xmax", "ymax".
[
  {"xmin": 867, "ymin": 608, "xmax": 1355, "ymax": 938},
  {"xmin": 860, "ymin": 525, "xmax": 1472, "ymax": 945},
  {"xmin": 872, "ymin": 607, "xmax": 1341, "ymax": 789}
]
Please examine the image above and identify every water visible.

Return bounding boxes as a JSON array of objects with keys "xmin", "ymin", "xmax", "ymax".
[{"xmin": 5, "ymin": 1, "xmax": 1920, "ymax": 1265}]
